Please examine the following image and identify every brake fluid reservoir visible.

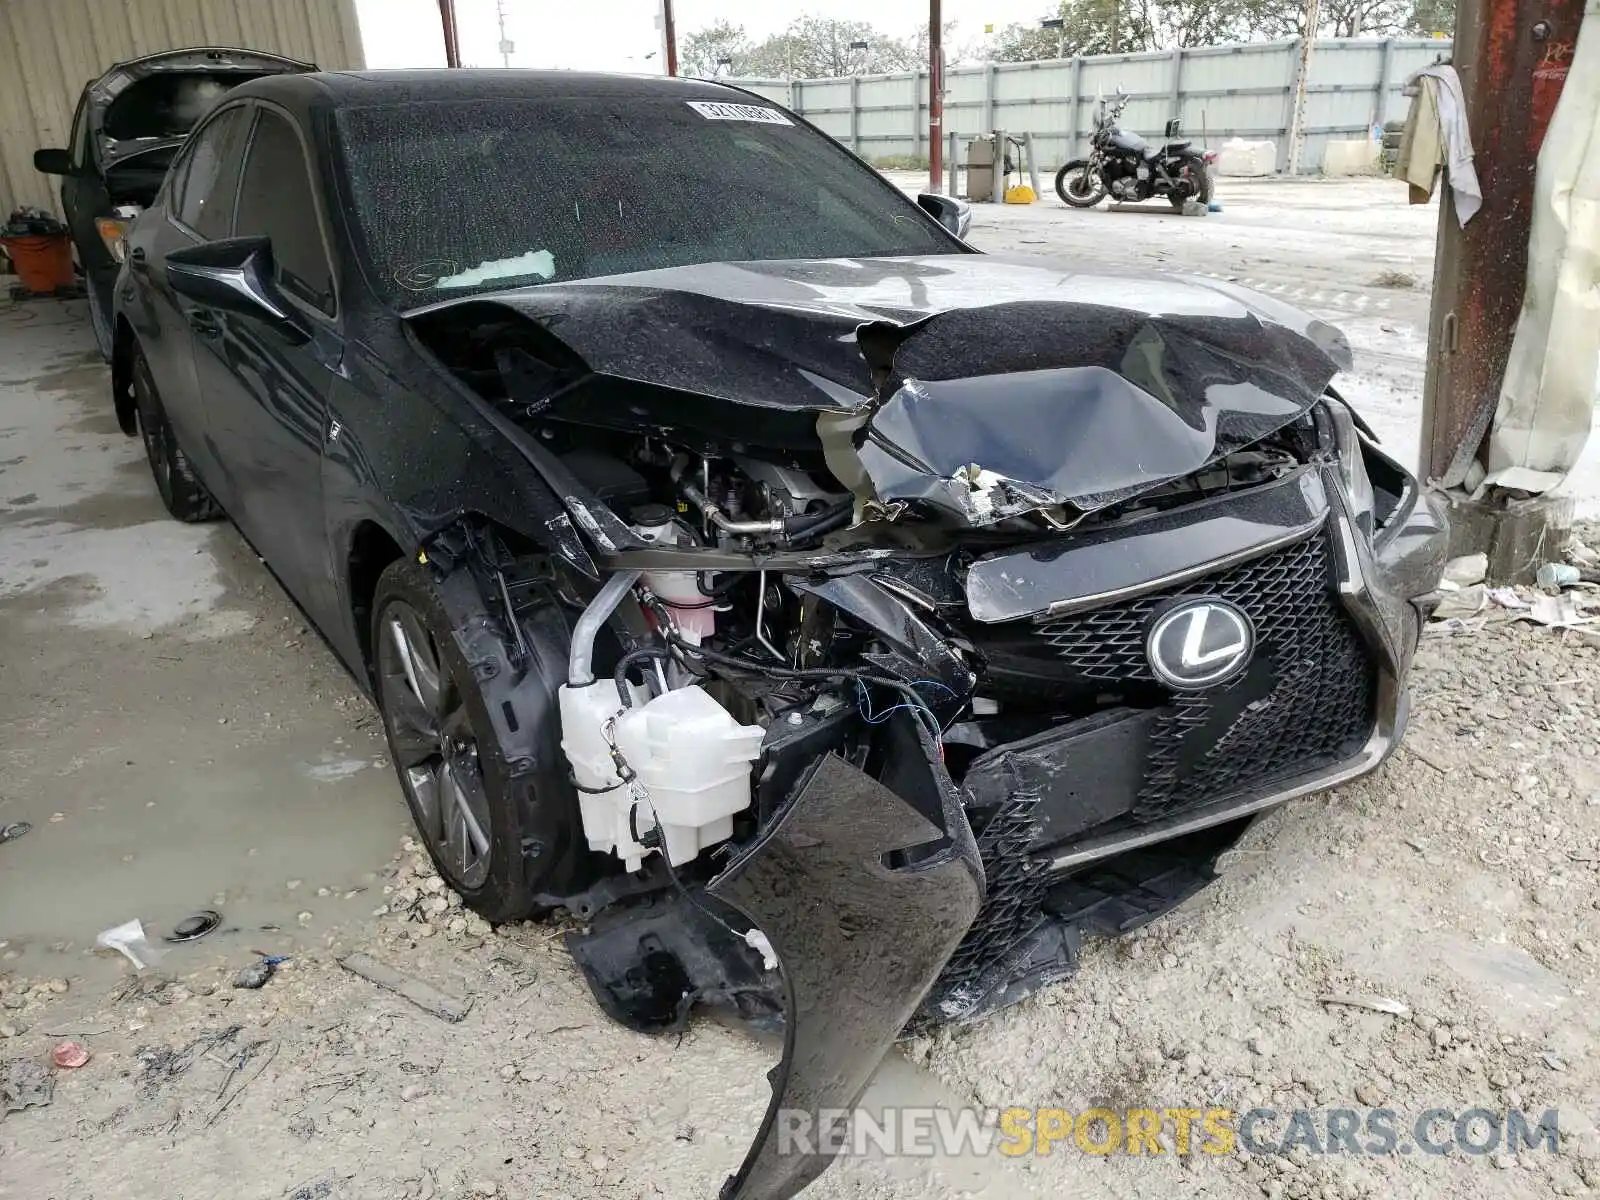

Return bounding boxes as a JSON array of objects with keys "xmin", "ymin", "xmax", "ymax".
[
  {"xmin": 613, "ymin": 685, "xmax": 764, "ymax": 870},
  {"xmin": 631, "ymin": 504, "xmax": 716, "ymax": 643}
]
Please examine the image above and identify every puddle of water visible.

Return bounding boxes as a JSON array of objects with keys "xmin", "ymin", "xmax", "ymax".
[{"xmin": 1, "ymin": 731, "xmax": 411, "ymax": 985}]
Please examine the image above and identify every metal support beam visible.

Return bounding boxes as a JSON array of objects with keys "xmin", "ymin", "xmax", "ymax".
[
  {"xmin": 947, "ymin": 130, "xmax": 959, "ymax": 195},
  {"xmin": 913, "ymin": 71, "xmax": 924, "ymax": 166},
  {"xmin": 1023, "ymin": 132, "xmax": 1041, "ymax": 197},
  {"xmin": 990, "ymin": 129, "xmax": 1006, "ymax": 203},
  {"xmin": 850, "ymin": 77, "xmax": 860, "ymax": 155},
  {"xmin": 983, "ymin": 63, "xmax": 998, "ymax": 134},
  {"xmin": 1170, "ymin": 47, "xmax": 1184, "ymax": 122},
  {"xmin": 1066, "ymin": 56, "xmax": 1082, "ymax": 162},
  {"xmin": 1374, "ymin": 36, "xmax": 1397, "ymax": 129}
]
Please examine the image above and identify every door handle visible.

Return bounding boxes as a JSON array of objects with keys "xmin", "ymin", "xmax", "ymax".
[{"xmin": 187, "ymin": 311, "xmax": 222, "ymax": 338}]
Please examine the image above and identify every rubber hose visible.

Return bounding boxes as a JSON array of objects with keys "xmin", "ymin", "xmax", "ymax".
[{"xmin": 614, "ymin": 647, "xmax": 677, "ymax": 708}]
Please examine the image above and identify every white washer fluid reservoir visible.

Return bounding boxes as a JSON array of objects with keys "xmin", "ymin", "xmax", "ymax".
[{"xmin": 558, "ymin": 681, "xmax": 763, "ymax": 872}]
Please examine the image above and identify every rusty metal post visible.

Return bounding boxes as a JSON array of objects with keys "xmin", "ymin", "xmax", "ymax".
[
  {"xmin": 1420, "ymin": 0, "xmax": 1585, "ymax": 490},
  {"xmin": 929, "ymin": 0, "xmax": 944, "ymax": 194},
  {"xmin": 662, "ymin": 0, "xmax": 678, "ymax": 76},
  {"xmin": 1420, "ymin": 0, "xmax": 1585, "ymax": 578},
  {"xmin": 437, "ymin": 0, "xmax": 461, "ymax": 68}
]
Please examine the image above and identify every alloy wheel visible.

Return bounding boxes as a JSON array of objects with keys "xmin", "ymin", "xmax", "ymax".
[{"xmin": 377, "ymin": 599, "xmax": 494, "ymax": 889}]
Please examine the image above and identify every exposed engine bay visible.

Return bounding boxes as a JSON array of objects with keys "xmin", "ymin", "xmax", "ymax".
[{"xmin": 403, "ymin": 258, "xmax": 1450, "ymax": 1198}]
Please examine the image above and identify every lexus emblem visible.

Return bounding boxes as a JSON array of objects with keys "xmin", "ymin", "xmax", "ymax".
[{"xmin": 1145, "ymin": 598, "xmax": 1255, "ymax": 690}]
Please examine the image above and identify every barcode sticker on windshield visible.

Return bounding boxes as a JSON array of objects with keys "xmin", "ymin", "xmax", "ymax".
[{"xmin": 686, "ymin": 101, "xmax": 792, "ymax": 125}]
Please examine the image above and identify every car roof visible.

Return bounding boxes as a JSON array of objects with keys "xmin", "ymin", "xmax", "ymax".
[{"xmin": 223, "ymin": 68, "xmax": 773, "ymax": 109}]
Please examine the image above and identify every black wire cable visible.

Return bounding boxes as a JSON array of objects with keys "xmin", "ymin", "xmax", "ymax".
[
  {"xmin": 664, "ymin": 631, "xmax": 948, "ymax": 741},
  {"xmin": 781, "ymin": 497, "xmax": 854, "ymax": 540}
]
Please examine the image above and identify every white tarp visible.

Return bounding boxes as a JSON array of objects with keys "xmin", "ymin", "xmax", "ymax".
[{"xmin": 1484, "ymin": 2, "xmax": 1600, "ymax": 496}]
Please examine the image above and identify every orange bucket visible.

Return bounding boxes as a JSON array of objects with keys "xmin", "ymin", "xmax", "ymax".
[{"xmin": 1, "ymin": 233, "xmax": 76, "ymax": 293}]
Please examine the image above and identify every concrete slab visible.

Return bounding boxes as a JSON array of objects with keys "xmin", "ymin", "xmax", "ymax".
[{"xmin": 0, "ymin": 298, "xmax": 409, "ymax": 985}]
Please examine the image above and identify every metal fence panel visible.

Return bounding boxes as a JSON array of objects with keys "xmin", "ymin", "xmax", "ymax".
[{"xmin": 729, "ymin": 35, "xmax": 1452, "ymax": 176}]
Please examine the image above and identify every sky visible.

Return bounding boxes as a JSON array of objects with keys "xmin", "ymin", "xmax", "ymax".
[{"xmin": 354, "ymin": 0, "xmax": 1054, "ymax": 73}]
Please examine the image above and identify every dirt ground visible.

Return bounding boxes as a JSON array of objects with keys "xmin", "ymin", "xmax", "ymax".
[{"xmin": 3, "ymin": 178, "xmax": 1599, "ymax": 1200}]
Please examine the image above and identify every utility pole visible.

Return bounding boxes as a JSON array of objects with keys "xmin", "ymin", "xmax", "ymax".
[
  {"xmin": 1419, "ymin": 0, "xmax": 1585, "ymax": 576},
  {"xmin": 1285, "ymin": 0, "xmax": 1322, "ymax": 174},
  {"xmin": 662, "ymin": 0, "xmax": 678, "ymax": 76},
  {"xmin": 437, "ymin": 0, "xmax": 461, "ymax": 68},
  {"xmin": 495, "ymin": 0, "xmax": 512, "ymax": 68},
  {"xmin": 929, "ymin": 0, "xmax": 944, "ymax": 193}
]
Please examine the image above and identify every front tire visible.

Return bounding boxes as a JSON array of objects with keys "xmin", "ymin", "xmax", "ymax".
[
  {"xmin": 132, "ymin": 346, "xmax": 221, "ymax": 523},
  {"xmin": 372, "ymin": 558, "xmax": 540, "ymax": 924},
  {"xmin": 1055, "ymin": 160, "xmax": 1108, "ymax": 208}
]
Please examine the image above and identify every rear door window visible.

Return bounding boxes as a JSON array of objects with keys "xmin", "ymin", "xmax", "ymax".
[
  {"xmin": 233, "ymin": 111, "xmax": 335, "ymax": 315},
  {"xmin": 174, "ymin": 106, "xmax": 253, "ymax": 239}
]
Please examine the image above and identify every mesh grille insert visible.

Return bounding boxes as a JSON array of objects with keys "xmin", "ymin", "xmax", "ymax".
[{"xmin": 979, "ymin": 533, "xmax": 1377, "ymax": 823}]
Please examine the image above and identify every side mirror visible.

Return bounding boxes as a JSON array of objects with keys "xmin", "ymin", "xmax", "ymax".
[
  {"xmin": 164, "ymin": 236, "xmax": 311, "ymax": 345},
  {"xmin": 917, "ymin": 193, "xmax": 972, "ymax": 241},
  {"xmin": 34, "ymin": 148, "xmax": 73, "ymax": 175}
]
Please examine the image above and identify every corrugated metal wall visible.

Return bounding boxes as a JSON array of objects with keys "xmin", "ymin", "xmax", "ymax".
[
  {"xmin": 0, "ymin": 0, "xmax": 364, "ymax": 216},
  {"xmin": 733, "ymin": 36, "xmax": 1452, "ymax": 175}
]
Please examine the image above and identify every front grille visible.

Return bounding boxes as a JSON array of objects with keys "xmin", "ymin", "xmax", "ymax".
[{"xmin": 973, "ymin": 533, "xmax": 1377, "ymax": 824}]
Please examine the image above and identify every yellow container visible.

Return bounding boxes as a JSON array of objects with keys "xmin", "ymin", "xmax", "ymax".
[{"xmin": 1003, "ymin": 185, "xmax": 1036, "ymax": 205}]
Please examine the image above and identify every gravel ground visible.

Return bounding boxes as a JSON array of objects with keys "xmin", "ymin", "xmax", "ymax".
[{"xmin": 4, "ymin": 179, "xmax": 1600, "ymax": 1199}]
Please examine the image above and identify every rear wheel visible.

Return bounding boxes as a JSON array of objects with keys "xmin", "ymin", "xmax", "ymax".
[
  {"xmin": 372, "ymin": 558, "xmax": 540, "ymax": 923},
  {"xmin": 1168, "ymin": 157, "xmax": 1214, "ymax": 208},
  {"xmin": 1055, "ymin": 160, "xmax": 1108, "ymax": 208},
  {"xmin": 132, "ymin": 346, "xmax": 221, "ymax": 523}
]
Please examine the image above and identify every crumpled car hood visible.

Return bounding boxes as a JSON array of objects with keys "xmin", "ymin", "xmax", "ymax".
[{"xmin": 407, "ymin": 254, "xmax": 1350, "ymax": 522}]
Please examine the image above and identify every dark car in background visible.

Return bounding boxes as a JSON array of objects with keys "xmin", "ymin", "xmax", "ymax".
[
  {"xmin": 33, "ymin": 46, "xmax": 313, "ymax": 357},
  {"xmin": 111, "ymin": 69, "xmax": 1447, "ymax": 1198}
]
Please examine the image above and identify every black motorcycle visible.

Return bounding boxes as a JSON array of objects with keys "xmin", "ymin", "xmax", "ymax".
[{"xmin": 1055, "ymin": 87, "xmax": 1214, "ymax": 210}]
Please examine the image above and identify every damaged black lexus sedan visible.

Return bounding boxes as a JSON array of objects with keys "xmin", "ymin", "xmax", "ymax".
[{"xmin": 113, "ymin": 70, "xmax": 1448, "ymax": 1196}]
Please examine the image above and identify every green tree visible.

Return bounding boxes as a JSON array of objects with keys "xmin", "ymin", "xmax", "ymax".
[
  {"xmin": 1408, "ymin": 0, "xmax": 1456, "ymax": 36},
  {"xmin": 989, "ymin": 0, "xmax": 1155, "ymax": 61},
  {"xmin": 1245, "ymin": 0, "xmax": 1427, "ymax": 38},
  {"xmin": 740, "ymin": 18, "xmax": 916, "ymax": 79},
  {"xmin": 679, "ymin": 19, "xmax": 751, "ymax": 78},
  {"xmin": 909, "ymin": 19, "xmax": 962, "ymax": 66}
]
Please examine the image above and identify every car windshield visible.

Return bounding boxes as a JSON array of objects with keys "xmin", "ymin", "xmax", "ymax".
[{"xmin": 335, "ymin": 94, "xmax": 957, "ymax": 310}]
